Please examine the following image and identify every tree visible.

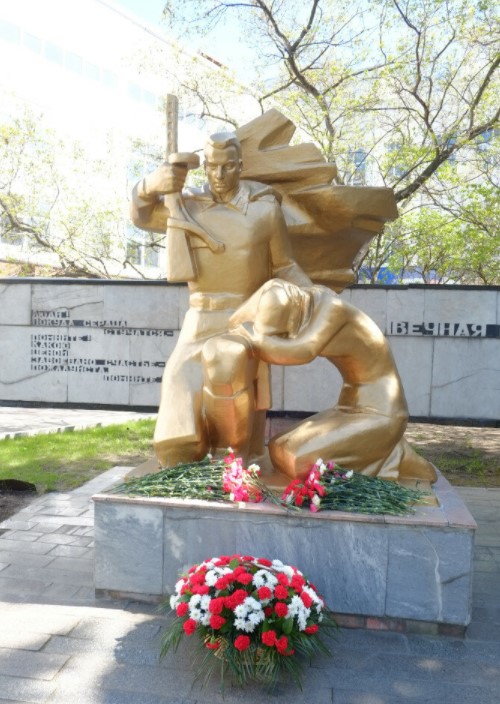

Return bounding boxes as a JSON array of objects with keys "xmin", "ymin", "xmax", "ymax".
[
  {"xmin": 162, "ymin": 0, "xmax": 500, "ymax": 283},
  {"xmin": 0, "ymin": 97, "xmax": 157, "ymax": 278}
]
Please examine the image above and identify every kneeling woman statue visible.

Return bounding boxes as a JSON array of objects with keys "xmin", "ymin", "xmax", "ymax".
[{"xmin": 212, "ymin": 279, "xmax": 437, "ymax": 483}]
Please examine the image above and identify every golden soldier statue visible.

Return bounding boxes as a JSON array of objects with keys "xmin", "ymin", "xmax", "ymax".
[{"xmin": 131, "ymin": 109, "xmax": 436, "ymax": 483}]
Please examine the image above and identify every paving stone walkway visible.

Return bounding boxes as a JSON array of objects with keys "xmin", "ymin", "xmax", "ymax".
[{"xmin": 0, "ymin": 465, "xmax": 499, "ymax": 703}]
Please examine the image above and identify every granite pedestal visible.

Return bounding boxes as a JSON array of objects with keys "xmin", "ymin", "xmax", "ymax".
[{"xmin": 93, "ymin": 472, "xmax": 476, "ymax": 632}]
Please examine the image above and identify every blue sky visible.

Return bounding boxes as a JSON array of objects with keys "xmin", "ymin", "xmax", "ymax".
[
  {"xmin": 111, "ymin": 0, "xmax": 255, "ymax": 77},
  {"xmin": 113, "ymin": 0, "xmax": 166, "ymax": 26}
]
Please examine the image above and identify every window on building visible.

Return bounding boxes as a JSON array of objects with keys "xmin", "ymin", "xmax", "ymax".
[
  {"xmin": 143, "ymin": 90, "xmax": 156, "ymax": 107},
  {"xmin": 102, "ymin": 68, "xmax": 118, "ymax": 89},
  {"xmin": 44, "ymin": 41, "xmax": 64, "ymax": 65},
  {"xmin": 66, "ymin": 51, "xmax": 83, "ymax": 74},
  {"xmin": 387, "ymin": 143, "xmax": 405, "ymax": 179},
  {"xmin": 348, "ymin": 148, "xmax": 367, "ymax": 185},
  {"xmin": 23, "ymin": 32, "xmax": 42, "ymax": 54},
  {"xmin": 127, "ymin": 81, "xmax": 141, "ymax": 102},
  {"xmin": 84, "ymin": 61, "xmax": 101, "ymax": 82},
  {"xmin": 0, "ymin": 20, "xmax": 20, "ymax": 44}
]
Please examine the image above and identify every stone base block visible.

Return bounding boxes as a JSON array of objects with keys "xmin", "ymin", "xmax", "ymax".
[{"xmin": 93, "ymin": 472, "xmax": 476, "ymax": 628}]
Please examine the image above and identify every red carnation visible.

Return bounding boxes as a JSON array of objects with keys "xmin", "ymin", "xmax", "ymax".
[
  {"xmin": 264, "ymin": 606, "xmax": 273, "ymax": 617},
  {"xmin": 257, "ymin": 586, "xmax": 272, "ymax": 601},
  {"xmin": 305, "ymin": 624, "xmax": 319, "ymax": 635},
  {"xmin": 205, "ymin": 640, "xmax": 219, "ymax": 650},
  {"xmin": 191, "ymin": 584, "xmax": 209, "ymax": 595},
  {"xmin": 277, "ymin": 573, "xmax": 289, "ymax": 587},
  {"xmin": 209, "ymin": 614, "xmax": 226, "ymax": 630},
  {"xmin": 234, "ymin": 635, "xmax": 251, "ymax": 651},
  {"xmin": 275, "ymin": 602, "xmax": 288, "ymax": 618},
  {"xmin": 291, "ymin": 574, "xmax": 305, "ymax": 591},
  {"xmin": 274, "ymin": 585, "xmax": 288, "ymax": 600},
  {"xmin": 236, "ymin": 572, "xmax": 253, "ymax": 585},
  {"xmin": 208, "ymin": 597, "xmax": 225, "ymax": 615},
  {"xmin": 176, "ymin": 602, "xmax": 189, "ymax": 617},
  {"xmin": 215, "ymin": 576, "xmax": 229, "ymax": 590},
  {"xmin": 301, "ymin": 591, "xmax": 313, "ymax": 608},
  {"xmin": 183, "ymin": 618, "xmax": 197, "ymax": 636},
  {"xmin": 276, "ymin": 635, "xmax": 289, "ymax": 655},
  {"xmin": 225, "ymin": 589, "xmax": 247, "ymax": 609},
  {"xmin": 242, "ymin": 555, "xmax": 254, "ymax": 562},
  {"xmin": 261, "ymin": 630, "xmax": 277, "ymax": 647},
  {"xmin": 257, "ymin": 558, "xmax": 273, "ymax": 567},
  {"xmin": 189, "ymin": 571, "xmax": 206, "ymax": 586},
  {"xmin": 215, "ymin": 555, "xmax": 231, "ymax": 565}
]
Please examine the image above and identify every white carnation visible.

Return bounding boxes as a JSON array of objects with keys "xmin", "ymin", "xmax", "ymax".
[
  {"xmin": 248, "ymin": 610, "xmax": 264, "ymax": 626},
  {"xmin": 234, "ymin": 618, "xmax": 255, "ymax": 633},
  {"xmin": 253, "ymin": 569, "xmax": 278, "ymax": 589},
  {"xmin": 244, "ymin": 596, "xmax": 261, "ymax": 611},
  {"xmin": 169, "ymin": 594, "xmax": 179, "ymax": 609},
  {"xmin": 234, "ymin": 604, "xmax": 249, "ymax": 618}
]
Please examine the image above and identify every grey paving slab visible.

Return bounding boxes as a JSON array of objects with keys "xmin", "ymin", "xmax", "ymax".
[
  {"xmin": 46, "ymin": 691, "xmax": 196, "ymax": 704},
  {"xmin": 0, "ymin": 539, "xmax": 54, "ymax": 555},
  {"xmin": 0, "ymin": 407, "xmax": 155, "ymax": 440},
  {"xmin": 0, "ymin": 531, "xmax": 45, "ymax": 542},
  {"xmin": 0, "ymin": 551, "xmax": 55, "ymax": 568},
  {"xmin": 0, "ymin": 520, "xmax": 39, "ymax": 531},
  {"xmin": 25, "ymin": 515, "xmax": 94, "ymax": 527},
  {"xmin": 66, "ymin": 615, "xmax": 163, "ymax": 644},
  {"xmin": 0, "ymin": 674, "xmax": 57, "ymax": 703},
  {"xmin": 0, "ymin": 575, "xmax": 53, "ymax": 598},
  {"xmin": 330, "ymin": 684, "xmax": 499, "ymax": 704},
  {"xmin": 46, "ymin": 545, "xmax": 92, "ymax": 559},
  {"xmin": 0, "ymin": 631, "xmax": 51, "ymax": 652},
  {"xmin": 0, "ymin": 652, "xmax": 69, "ymax": 681},
  {"xmin": 0, "ymin": 605, "xmax": 80, "ymax": 636},
  {"xmin": 0, "ymin": 564, "xmax": 93, "ymax": 588},
  {"xmin": 67, "ymin": 536, "xmax": 93, "ymax": 547},
  {"xmin": 36, "ymin": 533, "xmax": 91, "ymax": 546}
]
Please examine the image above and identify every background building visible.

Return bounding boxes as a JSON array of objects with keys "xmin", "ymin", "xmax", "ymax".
[{"xmin": 0, "ymin": 0, "xmax": 222, "ymax": 277}]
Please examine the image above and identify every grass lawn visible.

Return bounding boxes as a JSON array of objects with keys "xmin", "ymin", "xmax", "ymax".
[{"xmin": 0, "ymin": 419, "xmax": 155, "ymax": 492}]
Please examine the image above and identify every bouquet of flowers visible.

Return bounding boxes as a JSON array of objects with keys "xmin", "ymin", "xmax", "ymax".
[
  {"xmin": 222, "ymin": 450, "xmax": 263, "ymax": 503},
  {"xmin": 112, "ymin": 449, "xmax": 272, "ymax": 505},
  {"xmin": 161, "ymin": 554, "xmax": 336, "ymax": 689},
  {"xmin": 282, "ymin": 458, "xmax": 427, "ymax": 514}
]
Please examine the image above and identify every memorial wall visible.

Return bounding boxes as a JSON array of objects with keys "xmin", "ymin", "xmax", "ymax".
[{"xmin": 0, "ymin": 279, "xmax": 498, "ymax": 422}]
